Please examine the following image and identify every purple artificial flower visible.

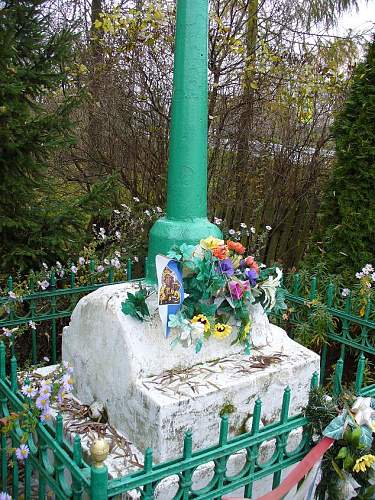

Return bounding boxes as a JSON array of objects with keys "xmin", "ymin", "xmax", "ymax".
[
  {"xmin": 245, "ymin": 267, "xmax": 258, "ymax": 287},
  {"xmin": 15, "ymin": 444, "xmax": 29, "ymax": 461},
  {"xmin": 40, "ymin": 408, "xmax": 53, "ymax": 424},
  {"xmin": 0, "ymin": 492, "xmax": 12, "ymax": 500},
  {"xmin": 57, "ymin": 387, "xmax": 67, "ymax": 404},
  {"xmin": 21, "ymin": 384, "xmax": 37, "ymax": 398},
  {"xmin": 228, "ymin": 281, "xmax": 249, "ymax": 300},
  {"xmin": 218, "ymin": 258, "xmax": 234, "ymax": 277},
  {"xmin": 36, "ymin": 394, "xmax": 50, "ymax": 411}
]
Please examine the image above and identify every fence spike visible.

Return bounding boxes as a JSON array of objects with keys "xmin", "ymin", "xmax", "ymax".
[
  {"xmin": 292, "ymin": 273, "xmax": 301, "ymax": 296},
  {"xmin": 90, "ymin": 259, "xmax": 95, "ymax": 273},
  {"xmin": 108, "ymin": 267, "xmax": 114, "ymax": 283},
  {"xmin": 7, "ymin": 276, "xmax": 13, "ymax": 291},
  {"xmin": 183, "ymin": 430, "xmax": 193, "ymax": 459},
  {"xmin": 251, "ymin": 398, "xmax": 262, "ymax": 435},
  {"xmin": 144, "ymin": 448, "xmax": 153, "ymax": 473},
  {"xmin": 355, "ymin": 353, "xmax": 366, "ymax": 395},
  {"xmin": 219, "ymin": 415, "xmax": 229, "ymax": 446},
  {"xmin": 10, "ymin": 356, "xmax": 17, "ymax": 391},
  {"xmin": 0, "ymin": 343, "xmax": 5, "ymax": 379},
  {"xmin": 333, "ymin": 358, "xmax": 344, "ymax": 397},
  {"xmin": 56, "ymin": 414, "xmax": 63, "ymax": 444},
  {"xmin": 309, "ymin": 276, "xmax": 317, "ymax": 300},
  {"xmin": 74, "ymin": 435, "xmax": 83, "ymax": 467},
  {"xmin": 311, "ymin": 372, "xmax": 319, "ymax": 389},
  {"xmin": 326, "ymin": 283, "xmax": 335, "ymax": 307},
  {"xmin": 50, "ymin": 271, "xmax": 56, "ymax": 288},
  {"xmin": 365, "ymin": 299, "xmax": 372, "ymax": 321},
  {"xmin": 127, "ymin": 258, "xmax": 132, "ymax": 281},
  {"xmin": 70, "ymin": 270, "xmax": 76, "ymax": 288},
  {"xmin": 280, "ymin": 386, "xmax": 291, "ymax": 423}
]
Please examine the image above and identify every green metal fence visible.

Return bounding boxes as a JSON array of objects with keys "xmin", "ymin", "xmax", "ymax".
[
  {"xmin": 1, "ymin": 271, "xmax": 375, "ymax": 498},
  {"xmin": 278, "ymin": 273, "xmax": 375, "ymax": 394},
  {"xmin": 0, "ymin": 336, "xmax": 317, "ymax": 499},
  {"xmin": 0, "ymin": 259, "xmax": 135, "ymax": 365}
]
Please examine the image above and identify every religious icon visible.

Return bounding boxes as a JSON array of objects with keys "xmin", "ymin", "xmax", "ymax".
[
  {"xmin": 159, "ymin": 267, "xmax": 181, "ymax": 305},
  {"xmin": 156, "ymin": 255, "xmax": 184, "ymax": 337}
]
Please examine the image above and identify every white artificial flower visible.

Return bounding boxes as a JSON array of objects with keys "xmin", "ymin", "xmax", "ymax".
[
  {"xmin": 250, "ymin": 227, "xmax": 256, "ymax": 234},
  {"xmin": 78, "ymin": 257, "xmax": 85, "ymax": 266},
  {"xmin": 96, "ymin": 265, "xmax": 104, "ymax": 273},
  {"xmin": 259, "ymin": 267, "xmax": 283, "ymax": 311},
  {"xmin": 372, "ymin": 273, "xmax": 375, "ymax": 282},
  {"xmin": 28, "ymin": 321, "xmax": 36, "ymax": 330},
  {"xmin": 56, "ymin": 261, "xmax": 62, "ymax": 269},
  {"xmin": 38, "ymin": 280, "xmax": 49, "ymax": 290},
  {"xmin": 355, "ymin": 272, "xmax": 364, "ymax": 279},
  {"xmin": 156, "ymin": 206, "xmax": 163, "ymax": 213},
  {"xmin": 266, "ymin": 225, "xmax": 272, "ymax": 231},
  {"xmin": 3, "ymin": 327, "xmax": 17, "ymax": 337},
  {"xmin": 104, "ymin": 259, "xmax": 109, "ymax": 265},
  {"xmin": 228, "ymin": 229, "xmax": 235, "ymax": 235},
  {"xmin": 99, "ymin": 227, "xmax": 106, "ymax": 239},
  {"xmin": 190, "ymin": 322, "xmax": 205, "ymax": 336},
  {"xmin": 111, "ymin": 258, "xmax": 121, "ymax": 269},
  {"xmin": 351, "ymin": 397, "xmax": 375, "ymax": 428},
  {"xmin": 341, "ymin": 288, "xmax": 350, "ymax": 298},
  {"xmin": 214, "ymin": 217, "xmax": 222, "ymax": 225},
  {"xmin": 115, "ymin": 231, "xmax": 121, "ymax": 240},
  {"xmin": 133, "ymin": 197, "xmax": 140, "ymax": 202},
  {"xmin": 144, "ymin": 210, "xmax": 151, "ymax": 217},
  {"xmin": 8, "ymin": 291, "xmax": 16, "ymax": 299},
  {"xmin": 115, "ymin": 251, "xmax": 121, "ymax": 258},
  {"xmin": 337, "ymin": 472, "xmax": 360, "ymax": 499},
  {"xmin": 42, "ymin": 262, "xmax": 48, "ymax": 270},
  {"xmin": 133, "ymin": 256, "xmax": 139, "ymax": 263},
  {"xmin": 113, "ymin": 209, "xmax": 120, "ymax": 214},
  {"xmin": 71, "ymin": 266, "xmax": 78, "ymax": 274},
  {"xmin": 240, "ymin": 222, "xmax": 247, "ymax": 228}
]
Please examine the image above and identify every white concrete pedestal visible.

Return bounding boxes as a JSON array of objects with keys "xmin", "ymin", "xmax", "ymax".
[{"xmin": 63, "ymin": 282, "xmax": 319, "ymax": 463}]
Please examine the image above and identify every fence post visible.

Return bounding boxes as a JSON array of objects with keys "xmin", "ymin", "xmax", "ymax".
[{"xmin": 90, "ymin": 439, "xmax": 109, "ymax": 500}]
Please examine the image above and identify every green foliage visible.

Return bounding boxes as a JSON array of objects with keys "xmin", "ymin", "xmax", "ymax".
[
  {"xmin": 0, "ymin": 0, "xmax": 82, "ymax": 273},
  {"xmin": 121, "ymin": 287, "xmax": 150, "ymax": 321},
  {"xmin": 309, "ymin": 40, "xmax": 375, "ymax": 279}
]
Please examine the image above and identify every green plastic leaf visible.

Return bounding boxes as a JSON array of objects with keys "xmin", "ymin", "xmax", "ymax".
[
  {"xmin": 323, "ymin": 410, "xmax": 347, "ymax": 440},
  {"xmin": 336, "ymin": 446, "xmax": 348, "ymax": 459},
  {"xmin": 195, "ymin": 339, "xmax": 203, "ymax": 353},
  {"xmin": 351, "ymin": 426, "xmax": 361, "ymax": 447},
  {"xmin": 331, "ymin": 459, "xmax": 345, "ymax": 481},
  {"xmin": 343, "ymin": 454, "xmax": 355, "ymax": 471},
  {"xmin": 359, "ymin": 425, "xmax": 373, "ymax": 448}
]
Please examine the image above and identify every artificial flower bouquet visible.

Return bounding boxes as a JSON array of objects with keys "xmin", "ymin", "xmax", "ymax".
[{"xmin": 165, "ymin": 236, "xmax": 286, "ymax": 353}]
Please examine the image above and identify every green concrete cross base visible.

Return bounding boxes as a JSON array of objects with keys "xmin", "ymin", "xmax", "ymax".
[{"xmin": 146, "ymin": 216, "xmax": 222, "ymax": 283}]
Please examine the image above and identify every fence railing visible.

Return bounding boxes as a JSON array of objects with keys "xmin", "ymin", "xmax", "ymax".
[
  {"xmin": 278, "ymin": 273, "xmax": 375, "ymax": 393},
  {"xmin": 0, "ymin": 336, "xmax": 317, "ymax": 499},
  {"xmin": 1, "ymin": 271, "xmax": 375, "ymax": 498}
]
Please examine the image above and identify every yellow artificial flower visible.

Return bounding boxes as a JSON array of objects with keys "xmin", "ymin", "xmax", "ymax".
[
  {"xmin": 200, "ymin": 236, "xmax": 224, "ymax": 251},
  {"xmin": 353, "ymin": 454, "xmax": 375, "ymax": 473},
  {"xmin": 214, "ymin": 323, "xmax": 233, "ymax": 339},
  {"xmin": 372, "ymin": 421, "xmax": 375, "ymax": 432},
  {"xmin": 191, "ymin": 314, "xmax": 211, "ymax": 333},
  {"xmin": 243, "ymin": 322, "xmax": 251, "ymax": 335}
]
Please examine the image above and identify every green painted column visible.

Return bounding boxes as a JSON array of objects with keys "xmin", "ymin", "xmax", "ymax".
[{"xmin": 147, "ymin": 0, "xmax": 222, "ymax": 282}]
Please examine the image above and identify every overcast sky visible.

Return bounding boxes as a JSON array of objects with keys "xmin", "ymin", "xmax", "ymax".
[{"xmin": 334, "ymin": 0, "xmax": 374, "ymax": 36}]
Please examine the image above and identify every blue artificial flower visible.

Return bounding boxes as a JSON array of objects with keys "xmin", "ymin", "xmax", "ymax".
[
  {"xmin": 218, "ymin": 258, "xmax": 234, "ymax": 277},
  {"xmin": 245, "ymin": 267, "xmax": 258, "ymax": 287}
]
